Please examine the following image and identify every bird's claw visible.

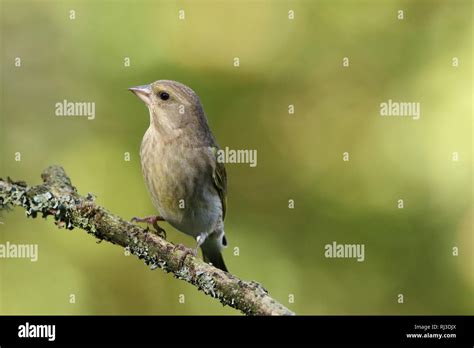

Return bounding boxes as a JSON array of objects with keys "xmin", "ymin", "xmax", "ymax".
[
  {"xmin": 173, "ymin": 243, "xmax": 197, "ymax": 268},
  {"xmin": 131, "ymin": 215, "xmax": 167, "ymax": 239},
  {"xmin": 150, "ymin": 221, "xmax": 167, "ymax": 239}
]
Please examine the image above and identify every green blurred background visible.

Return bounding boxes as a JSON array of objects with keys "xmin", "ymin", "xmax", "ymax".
[{"xmin": 0, "ymin": 0, "xmax": 472, "ymax": 315}]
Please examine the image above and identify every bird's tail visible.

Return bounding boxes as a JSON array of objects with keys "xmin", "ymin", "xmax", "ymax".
[{"xmin": 201, "ymin": 235, "xmax": 228, "ymax": 272}]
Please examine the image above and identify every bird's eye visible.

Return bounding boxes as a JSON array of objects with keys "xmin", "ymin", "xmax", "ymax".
[{"xmin": 159, "ymin": 91, "xmax": 170, "ymax": 101}]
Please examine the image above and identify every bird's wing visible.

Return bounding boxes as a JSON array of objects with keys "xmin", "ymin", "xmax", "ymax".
[{"xmin": 211, "ymin": 147, "xmax": 227, "ymax": 220}]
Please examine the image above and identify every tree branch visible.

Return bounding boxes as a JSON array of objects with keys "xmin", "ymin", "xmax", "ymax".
[{"xmin": 0, "ymin": 165, "xmax": 294, "ymax": 316}]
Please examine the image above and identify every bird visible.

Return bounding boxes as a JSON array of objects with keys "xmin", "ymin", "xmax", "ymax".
[{"xmin": 129, "ymin": 80, "xmax": 229, "ymax": 272}]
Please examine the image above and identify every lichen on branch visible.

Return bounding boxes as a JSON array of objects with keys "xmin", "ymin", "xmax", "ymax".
[{"xmin": 0, "ymin": 165, "xmax": 294, "ymax": 316}]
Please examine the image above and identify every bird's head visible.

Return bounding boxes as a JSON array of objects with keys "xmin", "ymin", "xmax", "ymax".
[{"xmin": 129, "ymin": 80, "xmax": 207, "ymax": 135}]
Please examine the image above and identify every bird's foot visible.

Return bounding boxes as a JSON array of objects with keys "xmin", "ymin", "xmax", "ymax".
[
  {"xmin": 131, "ymin": 215, "xmax": 167, "ymax": 239},
  {"xmin": 173, "ymin": 243, "xmax": 198, "ymax": 268},
  {"xmin": 174, "ymin": 234, "xmax": 205, "ymax": 267}
]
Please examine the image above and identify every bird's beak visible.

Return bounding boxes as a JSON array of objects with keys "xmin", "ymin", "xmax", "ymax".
[{"xmin": 129, "ymin": 84, "xmax": 152, "ymax": 105}]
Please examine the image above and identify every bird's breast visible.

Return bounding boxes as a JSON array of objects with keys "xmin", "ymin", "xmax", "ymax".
[{"xmin": 139, "ymin": 128, "xmax": 221, "ymax": 236}]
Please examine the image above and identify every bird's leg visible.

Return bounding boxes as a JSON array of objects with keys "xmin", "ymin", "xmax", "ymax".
[
  {"xmin": 131, "ymin": 215, "xmax": 166, "ymax": 239},
  {"xmin": 131, "ymin": 215, "xmax": 165, "ymax": 224},
  {"xmin": 194, "ymin": 233, "xmax": 207, "ymax": 256},
  {"xmin": 174, "ymin": 233, "xmax": 207, "ymax": 268}
]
